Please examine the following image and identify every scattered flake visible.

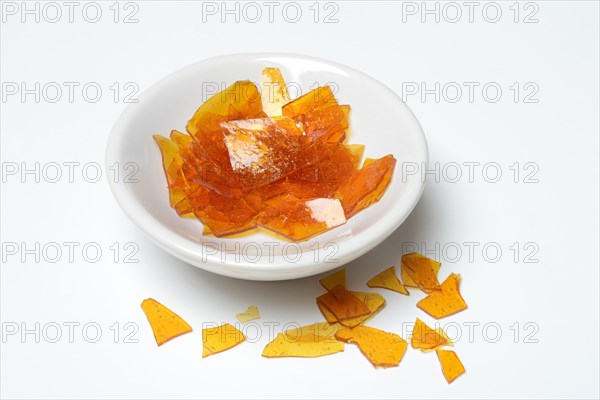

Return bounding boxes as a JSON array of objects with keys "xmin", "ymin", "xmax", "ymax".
[
  {"xmin": 436, "ymin": 349, "xmax": 466, "ymax": 383},
  {"xmin": 140, "ymin": 298, "xmax": 192, "ymax": 346},
  {"xmin": 336, "ymin": 325, "xmax": 408, "ymax": 368},
  {"xmin": 202, "ymin": 323, "xmax": 246, "ymax": 358},
  {"xmin": 262, "ymin": 322, "xmax": 344, "ymax": 358},
  {"xmin": 401, "ymin": 252, "xmax": 442, "ymax": 293},
  {"xmin": 318, "ymin": 291, "xmax": 386, "ymax": 328},
  {"xmin": 367, "ymin": 266, "xmax": 409, "ymax": 295},
  {"xmin": 411, "ymin": 318, "xmax": 453, "ymax": 351},
  {"xmin": 417, "ymin": 273, "xmax": 468, "ymax": 319},
  {"xmin": 236, "ymin": 305, "xmax": 261, "ymax": 323},
  {"xmin": 316, "ymin": 285, "xmax": 371, "ymax": 321},
  {"xmin": 319, "ymin": 269, "xmax": 346, "ymax": 292}
]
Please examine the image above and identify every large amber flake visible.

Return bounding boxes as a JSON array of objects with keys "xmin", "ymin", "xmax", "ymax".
[
  {"xmin": 140, "ymin": 298, "xmax": 192, "ymax": 346},
  {"xmin": 417, "ymin": 273, "xmax": 468, "ymax": 319},
  {"xmin": 202, "ymin": 323, "xmax": 246, "ymax": 358},
  {"xmin": 262, "ymin": 322, "xmax": 343, "ymax": 358},
  {"xmin": 260, "ymin": 67, "xmax": 290, "ymax": 116},
  {"xmin": 187, "ymin": 80, "xmax": 264, "ymax": 165},
  {"xmin": 222, "ymin": 117, "xmax": 319, "ymax": 187},
  {"xmin": 436, "ymin": 349, "xmax": 466, "ymax": 383},
  {"xmin": 335, "ymin": 325, "xmax": 408, "ymax": 368},
  {"xmin": 411, "ymin": 318, "xmax": 453, "ymax": 351},
  {"xmin": 401, "ymin": 252, "xmax": 442, "ymax": 293},
  {"xmin": 317, "ymin": 284, "xmax": 371, "ymax": 321},
  {"xmin": 318, "ymin": 291, "xmax": 386, "ymax": 328},
  {"xmin": 153, "ymin": 135, "xmax": 188, "ymax": 208},
  {"xmin": 258, "ymin": 196, "xmax": 346, "ymax": 241},
  {"xmin": 367, "ymin": 266, "xmax": 409, "ymax": 295},
  {"xmin": 282, "ymin": 86, "xmax": 348, "ymax": 141},
  {"xmin": 336, "ymin": 154, "xmax": 396, "ymax": 218}
]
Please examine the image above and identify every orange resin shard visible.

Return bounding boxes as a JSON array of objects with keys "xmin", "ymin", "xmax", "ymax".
[
  {"xmin": 221, "ymin": 117, "xmax": 317, "ymax": 187},
  {"xmin": 153, "ymin": 135, "xmax": 187, "ymax": 208},
  {"xmin": 235, "ymin": 305, "xmax": 260, "ymax": 323},
  {"xmin": 260, "ymin": 67, "xmax": 290, "ymax": 116},
  {"xmin": 262, "ymin": 322, "xmax": 343, "ymax": 358},
  {"xmin": 319, "ymin": 269, "xmax": 346, "ymax": 291},
  {"xmin": 367, "ymin": 266, "xmax": 409, "ymax": 295},
  {"xmin": 411, "ymin": 318, "xmax": 453, "ymax": 351},
  {"xmin": 436, "ymin": 349, "xmax": 466, "ymax": 383},
  {"xmin": 345, "ymin": 144, "xmax": 365, "ymax": 168},
  {"xmin": 140, "ymin": 298, "xmax": 192, "ymax": 346},
  {"xmin": 187, "ymin": 80, "xmax": 264, "ymax": 165},
  {"xmin": 336, "ymin": 154, "xmax": 396, "ymax": 218},
  {"xmin": 258, "ymin": 197, "xmax": 346, "ymax": 241},
  {"xmin": 317, "ymin": 285, "xmax": 371, "ymax": 321},
  {"xmin": 335, "ymin": 325, "xmax": 408, "ymax": 368},
  {"xmin": 401, "ymin": 252, "xmax": 442, "ymax": 293},
  {"xmin": 318, "ymin": 291, "xmax": 386, "ymax": 328},
  {"xmin": 282, "ymin": 86, "xmax": 347, "ymax": 141},
  {"xmin": 417, "ymin": 273, "xmax": 468, "ymax": 319},
  {"xmin": 202, "ymin": 323, "xmax": 246, "ymax": 358}
]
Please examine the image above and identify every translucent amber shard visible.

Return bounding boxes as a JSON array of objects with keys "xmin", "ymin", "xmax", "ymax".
[
  {"xmin": 153, "ymin": 135, "xmax": 187, "ymax": 208},
  {"xmin": 411, "ymin": 318, "xmax": 453, "ymax": 351},
  {"xmin": 319, "ymin": 269, "xmax": 346, "ymax": 292},
  {"xmin": 417, "ymin": 273, "xmax": 468, "ymax": 319},
  {"xmin": 222, "ymin": 117, "xmax": 318, "ymax": 187},
  {"xmin": 140, "ymin": 298, "xmax": 192, "ymax": 346},
  {"xmin": 260, "ymin": 67, "xmax": 290, "ymax": 116},
  {"xmin": 235, "ymin": 305, "xmax": 260, "ymax": 323},
  {"xmin": 367, "ymin": 266, "xmax": 409, "ymax": 295},
  {"xmin": 436, "ymin": 349, "xmax": 466, "ymax": 383},
  {"xmin": 282, "ymin": 86, "xmax": 347, "ymax": 141},
  {"xmin": 187, "ymin": 80, "xmax": 264, "ymax": 165},
  {"xmin": 318, "ymin": 291, "xmax": 386, "ymax": 328},
  {"xmin": 202, "ymin": 323, "xmax": 246, "ymax": 358},
  {"xmin": 258, "ymin": 197, "xmax": 346, "ymax": 241},
  {"xmin": 262, "ymin": 322, "xmax": 344, "ymax": 358},
  {"xmin": 335, "ymin": 325, "xmax": 408, "ymax": 368},
  {"xmin": 401, "ymin": 252, "xmax": 442, "ymax": 293},
  {"xmin": 336, "ymin": 154, "xmax": 396, "ymax": 219},
  {"xmin": 345, "ymin": 144, "xmax": 365, "ymax": 168},
  {"xmin": 317, "ymin": 285, "xmax": 371, "ymax": 321}
]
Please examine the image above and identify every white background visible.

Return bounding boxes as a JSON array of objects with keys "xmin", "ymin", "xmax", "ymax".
[{"xmin": 1, "ymin": 1, "xmax": 599, "ymax": 398}]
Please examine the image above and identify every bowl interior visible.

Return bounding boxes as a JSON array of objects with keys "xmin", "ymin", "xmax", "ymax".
[{"xmin": 107, "ymin": 53, "xmax": 427, "ymax": 280}]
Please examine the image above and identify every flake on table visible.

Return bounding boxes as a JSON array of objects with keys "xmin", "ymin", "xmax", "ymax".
[
  {"xmin": 262, "ymin": 322, "xmax": 344, "ymax": 358},
  {"xmin": 417, "ymin": 273, "xmax": 468, "ymax": 319},
  {"xmin": 436, "ymin": 349, "xmax": 466, "ymax": 383},
  {"xmin": 401, "ymin": 252, "xmax": 442, "ymax": 293},
  {"xmin": 140, "ymin": 298, "xmax": 192, "ymax": 346},
  {"xmin": 335, "ymin": 325, "xmax": 408, "ymax": 368},
  {"xmin": 202, "ymin": 323, "xmax": 246, "ymax": 358},
  {"xmin": 236, "ymin": 305, "xmax": 260, "ymax": 323},
  {"xmin": 411, "ymin": 318, "xmax": 453, "ymax": 351}
]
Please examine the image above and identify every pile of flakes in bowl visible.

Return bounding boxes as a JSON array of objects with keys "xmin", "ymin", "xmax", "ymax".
[{"xmin": 154, "ymin": 67, "xmax": 396, "ymax": 242}]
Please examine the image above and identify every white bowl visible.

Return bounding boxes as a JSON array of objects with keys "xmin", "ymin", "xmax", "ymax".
[{"xmin": 106, "ymin": 53, "xmax": 428, "ymax": 281}]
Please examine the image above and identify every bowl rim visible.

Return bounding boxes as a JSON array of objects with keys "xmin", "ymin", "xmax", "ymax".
[{"xmin": 105, "ymin": 52, "xmax": 428, "ymax": 279}]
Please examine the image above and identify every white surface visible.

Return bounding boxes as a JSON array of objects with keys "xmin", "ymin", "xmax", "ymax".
[
  {"xmin": 106, "ymin": 52, "xmax": 428, "ymax": 280},
  {"xmin": 1, "ymin": 1, "xmax": 599, "ymax": 398}
]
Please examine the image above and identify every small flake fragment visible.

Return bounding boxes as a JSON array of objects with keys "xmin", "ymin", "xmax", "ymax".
[
  {"xmin": 202, "ymin": 323, "xmax": 246, "ymax": 358},
  {"xmin": 335, "ymin": 325, "xmax": 408, "ymax": 368},
  {"xmin": 367, "ymin": 266, "xmax": 409, "ymax": 295},
  {"xmin": 411, "ymin": 318, "xmax": 453, "ymax": 351},
  {"xmin": 235, "ymin": 305, "xmax": 261, "ymax": 323},
  {"xmin": 417, "ymin": 273, "xmax": 468, "ymax": 319},
  {"xmin": 140, "ymin": 298, "xmax": 192, "ymax": 346},
  {"xmin": 262, "ymin": 322, "xmax": 344, "ymax": 358},
  {"xmin": 436, "ymin": 349, "xmax": 466, "ymax": 383}
]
